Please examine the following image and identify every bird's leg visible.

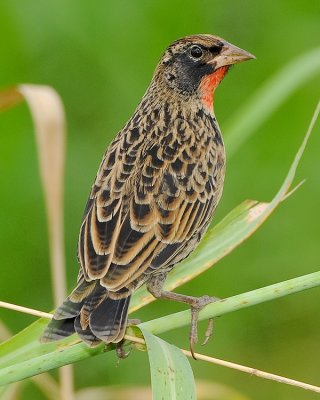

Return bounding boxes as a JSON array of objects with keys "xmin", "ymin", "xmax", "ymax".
[
  {"xmin": 115, "ymin": 340, "xmax": 130, "ymax": 359},
  {"xmin": 147, "ymin": 273, "xmax": 219, "ymax": 358},
  {"xmin": 115, "ymin": 319, "xmax": 142, "ymax": 359}
]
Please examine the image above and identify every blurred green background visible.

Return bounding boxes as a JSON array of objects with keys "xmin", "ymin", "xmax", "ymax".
[{"xmin": 0, "ymin": 1, "xmax": 319, "ymax": 399}]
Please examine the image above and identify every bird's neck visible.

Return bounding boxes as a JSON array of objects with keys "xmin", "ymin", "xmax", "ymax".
[
  {"xmin": 127, "ymin": 84, "xmax": 223, "ymax": 147},
  {"xmin": 199, "ymin": 66, "xmax": 229, "ymax": 112},
  {"xmin": 140, "ymin": 79, "xmax": 218, "ymax": 121}
]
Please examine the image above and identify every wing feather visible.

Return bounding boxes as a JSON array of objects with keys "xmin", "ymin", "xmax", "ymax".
[{"xmin": 77, "ymin": 109, "xmax": 224, "ymax": 291}]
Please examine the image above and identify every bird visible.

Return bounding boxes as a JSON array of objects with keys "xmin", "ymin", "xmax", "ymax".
[{"xmin": 42, "ymin": 34, "xmax": 254, "ymax": 355}]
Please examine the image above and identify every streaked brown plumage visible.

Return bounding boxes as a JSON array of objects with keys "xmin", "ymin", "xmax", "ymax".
[{"xmin": 42, "ymin": 34, "xmax": 254, "ymax": 352}]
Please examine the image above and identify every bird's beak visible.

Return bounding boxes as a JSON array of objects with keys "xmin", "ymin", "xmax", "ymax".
[{"xmin": 209, "ymin": 42, "xmax": 255, "ymax": 69}]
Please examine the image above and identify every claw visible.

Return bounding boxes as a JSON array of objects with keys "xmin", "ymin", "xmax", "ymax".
[
  {"xmin": 202, "ymin": 318, "xmax": 214, "ymax": 346},
  {"xmin": 190, "ymin": 307, "xmax": 200, "ymax": 360},
  {"xmin": 147, "ymin": 275, "xmax": 220, "ymax": 359},
  {"xmin": 189, "ymin": 296, "xmax": 219, "ymax": 357}
]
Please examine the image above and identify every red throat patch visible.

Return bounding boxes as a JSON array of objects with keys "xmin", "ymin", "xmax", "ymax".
[{"xmin": 199, "ymin": 66, "xmax": 229, "ymax": 111}]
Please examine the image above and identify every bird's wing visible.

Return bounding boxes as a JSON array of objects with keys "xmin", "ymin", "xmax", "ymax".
[
  {"xmin": 77, "ymin": 130, "xmax": 135, "ymax": 281},
  {"xmin": 78, "ymin": 114, "xmax": 224, "ymax": 290},
  {"xmin": 100, "ymin": 168, "xmax": 217, "ymax": 291},
  {"xmin": 78, "ymin": 123, "xmax": 222, "ymax": 289}
]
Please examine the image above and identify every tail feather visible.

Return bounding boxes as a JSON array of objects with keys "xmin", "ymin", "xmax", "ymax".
[
  {"xmin": 41, "ymin": 280, "xmax": 131, "ymax": 346},
  {"xmin": 52, "ymin": 298, "xmax": 83, "ymax": 321},
  {"xmin": 41, "ymin": 317, "xmax": 76, "ymax": 342},
  {"xmin": 89, "ymin": 296, "xmax": 130, "ymax": 343},
  {"xmin": 80, "ymin": 283, "xmax": 107, "ymax": 329},
  {"xmin": 74, "ymin": 315, "xmax": 100, "ymax": 346},
  {"xmin": 53, "ymin": 279, "xmax": 95, "ymax": 320}
]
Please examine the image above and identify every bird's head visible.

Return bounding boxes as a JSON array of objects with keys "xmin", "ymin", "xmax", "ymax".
[{"xmin": 154, "ymin": 34, "xmax": 255, "ymax": 111}]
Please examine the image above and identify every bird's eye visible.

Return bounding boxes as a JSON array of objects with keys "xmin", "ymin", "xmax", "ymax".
[{"xmin": 190, "ymin": 45, "xmax": 203, "ymax": 59}]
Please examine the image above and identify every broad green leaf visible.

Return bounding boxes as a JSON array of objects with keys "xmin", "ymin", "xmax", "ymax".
[{"xmin": 140, "ymin": 327, "xmax": 196, "ymax": 400}]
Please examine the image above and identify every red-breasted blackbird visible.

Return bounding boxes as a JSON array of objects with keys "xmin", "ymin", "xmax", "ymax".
[{"xmin": 42, "ymin": 34, "xmax": 254, "ymax": 353}]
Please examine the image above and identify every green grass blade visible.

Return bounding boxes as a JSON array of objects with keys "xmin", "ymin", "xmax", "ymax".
[
  {"xmin": 225, "ymin": 48, "xmax": 320, "ymax": 156},
  {"xmin": 0, "ymin": 339, "xmax": 104, "ymax": 386},
  {"xmin": 1, "ymin": 271, "xmax": 319, "ymax": 386},
  {"xmin": 140, "ymin": 271, "xmax": 320, "ymax": 335},
  {"xmin": 140, "ymin": 328, "xmax": 196, "ymax": 400}
]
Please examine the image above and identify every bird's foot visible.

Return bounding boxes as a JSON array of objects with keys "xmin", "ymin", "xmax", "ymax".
[
  {"xmin": 189, "ymin": 295, "xmax": 219, "ymax": 359},
  {"xmin": 127, "ymin": 318, "xmax": 141, "ymax": 326},
  {"xmin": 115, "ymin": 340, "xmax": 131, "ymax": 359},
  {"xmin": 115, "ymin": 319, "xmax": 141, "ymax": 359}
]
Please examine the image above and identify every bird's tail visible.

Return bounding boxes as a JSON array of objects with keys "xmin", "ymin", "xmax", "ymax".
[{"xmin": 41, "ymin": 278, "xmax": 130, "ymax": 346}]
